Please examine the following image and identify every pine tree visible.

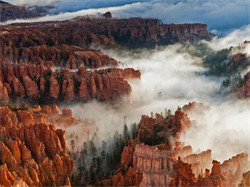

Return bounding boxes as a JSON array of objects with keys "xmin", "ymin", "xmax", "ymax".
[
  {"xmin": 168, "ymin": 109, "xmax": 171, "ymax": 117},
  {"xmin": 123, "ymin": 123, "xmax": 130, "ymax": 143},
  {"xmin": 165, "ymin": 108, "xmax": 168, "ymax": 117},
  {"xmin": 70, "ymin": 139, "xmax": 75, "ymax": 152},
  {"xmin": 89, "ymin": 140, "xmax": 97, "ymax": 157},
  {"xmin": 177, "ymin": 106, "xmax": 182, "ymax": 111},
  {"xmin": 130, "ymin": 123, "xmax": 138, "ymax": 139}
]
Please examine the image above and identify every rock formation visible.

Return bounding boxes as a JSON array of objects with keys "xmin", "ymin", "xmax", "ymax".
[
  {"xmin": 0, "ymin": 0, "xmax": 50, "ymax": 22},
  {"xmin": 101, "ymin": 111, "xmax": 192, "ymax": 186},
  {"xmin": 135, "ymin": 111, "xmax": 191, "ymax": 146},
  {"xmin": 226, "ymin": 53, "xmax": 249, "ymax": 73},
  {"xmin": 103, "ymin": 11, "xmax": 112, "ymax": 18},
  {"xmin": 237, "ymin": 71, "xmax": 250, "ymax": 98},
  {"xmin": 182, "ymin": 149, "xmax": 212, "ymax": 177},
  {"xmin": 0, "ymin": 63, "xmax": 139, "ymax": 104},
  {"xmin": 0, "ymin": 45, "xmax": 118, "ymax": 69},
  {"xmin": 0, "ymin": 15, "xmax": 213, "ymax": 51},
  {"xmin": 220, "ymin": 153, "xmax": 250, "ymax": 186},
  {"xmin": 0, "ymin": 105, "xmax": 74, "ymax": 186},
  {"xmin": 106, "ymin": 142, "xmax": 249, "ymax": 186},
  {"xmin": 239, "ymin": 171, "xmax": 250, "ymax": 187},
  {"xmin": 100, "ymin": 110, "xmax": 249, "ymax": 187},
  {"xmin": 0, "ymin": 80, "xmax": 9, "ymax": 104}
]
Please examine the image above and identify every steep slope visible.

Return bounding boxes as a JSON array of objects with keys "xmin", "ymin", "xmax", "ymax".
[
  {"xmin": 236, "ymin": 71, "xmax": 250, "ymax": 98},
  {"xmin": 0, "ymin": 45, "xmax": 118, "ymax": 69},
  {"xmin": 0, "ymin": 16, "xmax": 213, "ymax": 50},
  {"xmin": 100, "ymin": 111, "xmax": 249, "ymax": 187},
  {"xmin": 0, "ymin": 104, "xmax": 74, "ymax": 186},
  {"xmin": 0, "ymin": 63, "xmax": 140, "ymax": 104}
]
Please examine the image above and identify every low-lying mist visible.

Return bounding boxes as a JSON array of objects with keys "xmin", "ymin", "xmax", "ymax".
[
  {"xmin": 60, "ymin": 40, "xmax": 249, "ymax": 162},
  {"xmin": 182, "ymin": 100, "xmax": 249, "ymax": 161},
  {"xmin": 204, "ymin": 25, "xmax": 250, "ymax": 51}
]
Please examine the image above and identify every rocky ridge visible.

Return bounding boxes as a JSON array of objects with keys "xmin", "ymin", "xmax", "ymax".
[
  {"xmin": 0, "ymin": 63, "xmax": 140, "ymax": 104},
  {"xmin": 0, "ymin": 0, "xmax": 50, "ymax": 22},
  {"xmin": 0, "ymin": 15, "xmax": 213, "ymax": 50},
  {"xmin": 0, "ymin": 45, "xmax": 118, "ymax": 69}
]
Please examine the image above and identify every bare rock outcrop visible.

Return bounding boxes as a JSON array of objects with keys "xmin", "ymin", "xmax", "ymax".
[
  {"xmin": 136, "ymin": 111, "xmax": 191, "ymax": 146},
  {"xmin": 0, "ymin": 63, "xmax": 138, "ymax": 104},
  {"xmin": 220, "ymin": 153, "xmax": 250, "ymax": 186},
  {"xmin": 181, "ymin": 149, "xmax": 212, "ymax": 177},
  {"xmin": 0, "ymin": 80, "xmax": 9, "ymax": 104},
  {"xmin": 101, "ymin": 109, "xmax": 249, "ymax": 187},
  {"xmin": 239, "ymin": 171, "xmax": 250, "ymax": 187},
  {"xmin": 0, "ymin": 45, "xmax": 118, "ymax": 69},
  {"xmin": 237, "ymin": 71, "xmax": 250, "ymax": 98},
  {"xmin": 49, "ymin": 75, "xmax": 60, "ymax": 99},
  {"xmin": 62, "ymin": 108, "xmax": 73, "ymax": 118},
  {"xmin": 0, "ymin": 105, "xmax": 74, "ymax": 186},
  {"xmin": 0, "ymin": 16, "xmax": 213, "ymax": 52},
  {"xmin": 22, "ymin": 74, "xmax": 38, "ymax": 96}
]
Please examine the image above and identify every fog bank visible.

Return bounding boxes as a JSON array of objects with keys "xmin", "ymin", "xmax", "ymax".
[{"xmin": 59, "ymin": 43, "xmax": 248, "ymax": 162}]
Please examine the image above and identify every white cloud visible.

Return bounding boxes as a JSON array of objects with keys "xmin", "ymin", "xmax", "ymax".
[
  {"xmin": 181, "ymin": 100, "xmax": 250, "ymax": 162},
  {"xmin": 60, "ymin": 43, "xmax": 250, "ymax": 163},
  {"xmin": 205, "ymin": 25, "xmax": 250, "ymax": 51},
  {"xmin": 0, "ymin": 4, "xmax": 133, "ymax": 25}
]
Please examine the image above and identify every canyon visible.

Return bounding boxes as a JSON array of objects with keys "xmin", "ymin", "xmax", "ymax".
[
  {"xmin": 0, "ymin": 1, "xmax": 249, "ymax": 186},
  {"xmin": 101, "ymin": 110, "xmax": 250, "ymax": 186}
]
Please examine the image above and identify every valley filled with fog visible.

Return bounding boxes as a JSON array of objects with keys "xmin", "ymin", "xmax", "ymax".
[{"xmin": 0, "ymin": 0, "xmax": 249, "ymax": 186}]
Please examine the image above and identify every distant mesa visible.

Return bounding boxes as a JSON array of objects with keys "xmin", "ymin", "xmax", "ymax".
[
  {"xmin": 103, "ymin": 11, "xmax": 112, "ymax": 18},
  {"xmin": 0, "ymin": 0, "xmax": 51, "ymax": 22}
]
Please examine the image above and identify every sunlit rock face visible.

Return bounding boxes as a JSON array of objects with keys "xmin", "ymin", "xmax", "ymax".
[
  {"xmin": 0, "ymin": 105, "xmax": 74, "ymax": 186},
  {"xmin": 107, "ymin": 141, "xmax": 249, "ymax": 187},
  {"xmin": 239, "ymin": 171, "xmax": 250, "ymax": 187},
  {"xmin": 99, "ymin": 111, "xmax": 249, "ymax": 187},
  {"xmin": 0, "ymin": 7, "xmax": 212, "ymax": 105},
  {"xmin": 0, "ymin": 62, "xmax": 139, "ymax": 104},
  {"xmin": 100, "ymin": 111, "xmax": 192, "ymax": 186},
  {"xmin": 0, "ymin": 45, "xmax": 118, "ymax": 69}
]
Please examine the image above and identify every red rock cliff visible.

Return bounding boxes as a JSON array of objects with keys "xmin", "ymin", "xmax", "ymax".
[
  {"xmin": 0, "ymin": 63, "xmax": 138, "ymax": 104},
  {"xmin": 0, "ymin": 16, "xmax": 213, "ymax": 50}
]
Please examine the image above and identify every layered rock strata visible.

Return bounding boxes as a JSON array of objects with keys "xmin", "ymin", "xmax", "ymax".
[
  {"xmin": 0, "ymin": 63, "xmax": 140, "ymax": 104},
  {"xmin": 0, "ymin": 16, "xmax": 213, "ymax": 50}
]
